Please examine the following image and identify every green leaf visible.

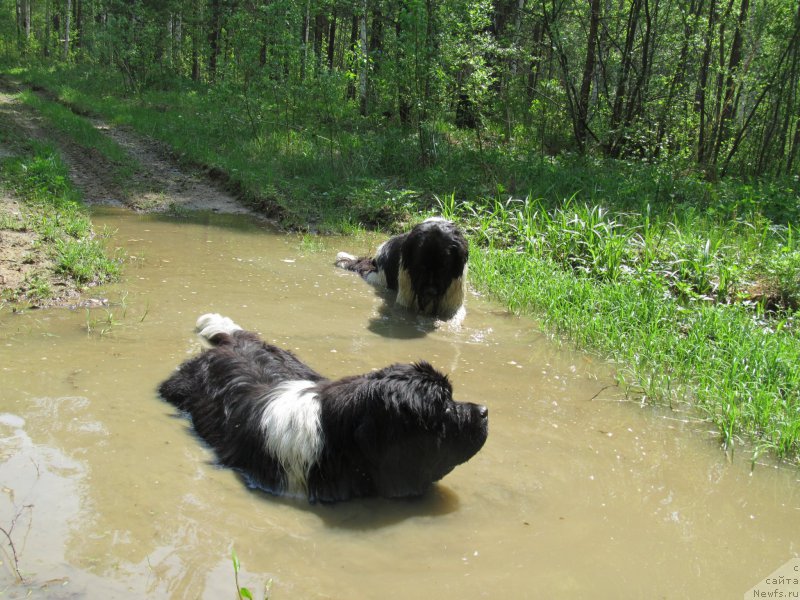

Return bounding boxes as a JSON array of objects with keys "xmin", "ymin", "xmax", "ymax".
[{"xmin": 232, "ymin": 549, "xmax": 241, "ymax": 573}]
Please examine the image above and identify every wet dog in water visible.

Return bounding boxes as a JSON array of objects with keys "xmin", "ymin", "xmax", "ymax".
[
  {"xmin": 158, "ymin": 313, "xmax": 488, "ymax": 503},
  {"xmin": 335, "ymin": 217, "xmax": 469, "ymax": 320}
]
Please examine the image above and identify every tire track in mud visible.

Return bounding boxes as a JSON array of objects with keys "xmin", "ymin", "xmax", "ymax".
[{"xmin": 86, "ymin": 119, "xmax": 259, "ymax": 216}]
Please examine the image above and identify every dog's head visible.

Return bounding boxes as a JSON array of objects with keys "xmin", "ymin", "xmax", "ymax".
[
  {"xmin": 316, "ymin": 361, "xmax": 487, "ymax": 500},
  {"xmin": 399, "ymin": 219, "xmax": 469, "ymax": 316}
]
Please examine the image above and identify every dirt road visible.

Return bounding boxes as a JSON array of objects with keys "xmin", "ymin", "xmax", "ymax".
[{"xmin": 0, "ymin": 80, "xmax": 260, "ymax": 306}]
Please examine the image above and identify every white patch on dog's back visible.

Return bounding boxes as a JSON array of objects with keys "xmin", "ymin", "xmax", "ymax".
[
  {"xmin": 259, "ymin": 380, "xmax": 323, "ymax": 495},
  {"xmin": 196, "ymin": 313, "xmax": 242, "ymax": 345}
]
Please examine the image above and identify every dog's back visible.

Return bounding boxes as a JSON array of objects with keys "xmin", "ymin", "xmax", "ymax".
[
  {"xmin": 158, "ymin": 314, "xmax": 326, "ymax": 494},
  {"xmin": 157, "ymin": 313, "xmax": 244, "ymax": 412},
  {"xmin": 159, "ymin": 314, "xmax": 323, "ymax": 412}
]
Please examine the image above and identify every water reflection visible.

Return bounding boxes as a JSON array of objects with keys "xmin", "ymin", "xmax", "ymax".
[
  {"xmin": 238, "ymin": 484, "xmax": 462, "ymax": 530},
  {"xmin": 366, "ymin": 300, "xmax": 439, "ymax": 338}
]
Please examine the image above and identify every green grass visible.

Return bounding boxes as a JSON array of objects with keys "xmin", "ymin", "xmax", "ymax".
[
  {"xmin": 458, "ymin": 197, "xmax": 800, "ymax": 462},
  {"xmin": 0, "ymin": 138, "xmax": 121, "ymax": 304},
  {"xmin": 18, "ymin": 90, "xmax": 138, "ymax": 182}
]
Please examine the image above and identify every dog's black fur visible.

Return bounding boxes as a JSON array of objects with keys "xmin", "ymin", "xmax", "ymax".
[
  {"xmin": 158, "ymin": 314, "xmax": 488, "ymax": 503},
  {"xmin": 335, "ymin": 218, "xmax": 469, "ymax": 320}
]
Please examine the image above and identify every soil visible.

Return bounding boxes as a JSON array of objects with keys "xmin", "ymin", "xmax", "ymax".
[{"xmin": 0, "ymin": 79, "xmax": 264, "ymax": 308}]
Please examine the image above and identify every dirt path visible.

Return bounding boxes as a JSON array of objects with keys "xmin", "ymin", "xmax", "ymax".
[
  {"xmin": 0, "ymin": 80, "xmax": 264, "ymax": 307},
  {"xmin": 0, "ymin": 79, "xmax": 259, "ymax": 215},
  {"xmin": 79, "ymin": 118, "xmax": 263, "ymax": 215}
]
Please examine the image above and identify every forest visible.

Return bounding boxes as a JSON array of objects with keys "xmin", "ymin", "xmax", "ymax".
[
  {"xmin": 1, "ymin": 0, "xmax": 800, "ymax": 463},
  {"xmin": 3, "ymin": 0, "xmax": 800, "ymax": 179}
]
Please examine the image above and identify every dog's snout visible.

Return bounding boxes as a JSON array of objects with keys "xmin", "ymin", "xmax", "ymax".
[{"xmin": 477, "ymin": 405, "xmax": 488, "ymax": 419}]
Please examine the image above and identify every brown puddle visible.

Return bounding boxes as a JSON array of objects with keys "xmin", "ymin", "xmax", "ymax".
[{"xmin": 1, "ymin": 208, "xmax": 798, "ymax": 599}]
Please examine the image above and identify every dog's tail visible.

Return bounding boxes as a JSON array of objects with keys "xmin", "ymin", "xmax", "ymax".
[
  {"xmin": 335, "ymin": 252, "xmax": 378, "ymax": 278},
  {"xmin": 334, "ymin": 251, "xmax": 359, "ymax": 270},
  {"xmin": 195, "ymin": 313, "xmax": 242, "ymax": 346}
]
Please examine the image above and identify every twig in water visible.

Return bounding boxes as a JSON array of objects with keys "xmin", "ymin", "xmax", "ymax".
[
  {"xmin": 0, "ymin": 503, "xmax": 34, "ymax": 583},
  {"xmin": 589, "ymin": 384, "xmax": 618, "ymax": 401}
]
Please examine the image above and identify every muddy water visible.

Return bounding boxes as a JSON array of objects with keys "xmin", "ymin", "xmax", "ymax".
[{"xmin": 1, "ymin": 208, "xmax": 798, "ymax": 599}]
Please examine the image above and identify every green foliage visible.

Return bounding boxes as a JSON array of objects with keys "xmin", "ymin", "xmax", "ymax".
[
  {"xmin": 54, "ymin": 236, "xmax": 120, "ymax": 284},
  {"xmin": 1, "ymin": 0, "xmax": 799, "ymax": 176},
  {"xmin": 3, "ymin": 146, "xmax": 80, "ymax": 206},
  {"xmin": 0, "ymin": 140, "xmax": 121, "ymax": 302}
]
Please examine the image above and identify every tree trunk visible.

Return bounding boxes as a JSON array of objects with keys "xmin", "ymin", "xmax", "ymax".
[
  {"xmin": 710, "ymin": 0, "xmax": 750, "ymax": 166},
  {"xmin": 300, "ymin": 0, "xmax": 310, "ymax": 80},
  {"xmin": 707, "ymin": 0, "xmax": 734, "ymax": 167},
  {"xmin": 395, "ymin": 1, "xmax": 411, "ymax": 125},
  {"xmin": 607, "ymin": 0, "xmax": 642, "ymax": 157},
  {"xmin": 63, "ymin": 0, "xmax": 71, "ymax": 60},
  {"xmin": 75, "ymin": 0, "xmax": 83, "ymax": 49},
  {"xmin": 696, "ymin": 0, "xmax": 717, "ymax": 167},
  {"xmin": 327, "ymin": 9, "xmax": 337, "ymax": 71},
  {"xmin": 173, "ymin": 13, "xmax": 183, "ymax": 70},
  {"xmin": 576, "ymin": 0, "xmax": 602, "ymax": 150},
  {"xmin": 44, "ymin": 0, "xmax": 51, "ymax": 58},
  {"xmin": 314, "ymin": 12, "xmax": 327, "ymax": 74},
  {"xmin": 191, "ymin": 6, "xmax": 201, "ymax": 81},
  {"xmin": 786, "ymin": 116, "xmax": 800, "ymax": 176},
  {"xmin": 359, "ymin": 0, "xmax": 368, "ymax": 116},
  {"xmin": 208, "ymin": 0, "xmax": 222, "ymax": 82},
  {"xmin": 23, "ymin": 0, "xmax": 31, "ymax": 41}
]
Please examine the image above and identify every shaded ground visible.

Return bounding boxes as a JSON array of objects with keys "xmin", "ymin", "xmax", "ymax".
[{"xmin": 0, "ymin": 80, "xmax": 260, "ymax": 306}]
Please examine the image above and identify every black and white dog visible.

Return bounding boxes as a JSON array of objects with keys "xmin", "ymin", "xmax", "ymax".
[
  {"xmin": 158, "ymin": 313, "xmax": 488, "ymax": 503},
  {"xmin": 335, "ymin": 217, "xmax": 469, "ymax": 320}
]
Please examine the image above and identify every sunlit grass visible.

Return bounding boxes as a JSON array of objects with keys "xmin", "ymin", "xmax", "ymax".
[
  {"xmin": 0, "ymin": 140, "xmax": 121, "ymax": 303},
  {"xmin": 462, "ymin": 197, "xmax": 800, "ymax": 462},
  {"xmin": 18, "ymin": 90, "xmax": 139, "ymax": 182}
]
